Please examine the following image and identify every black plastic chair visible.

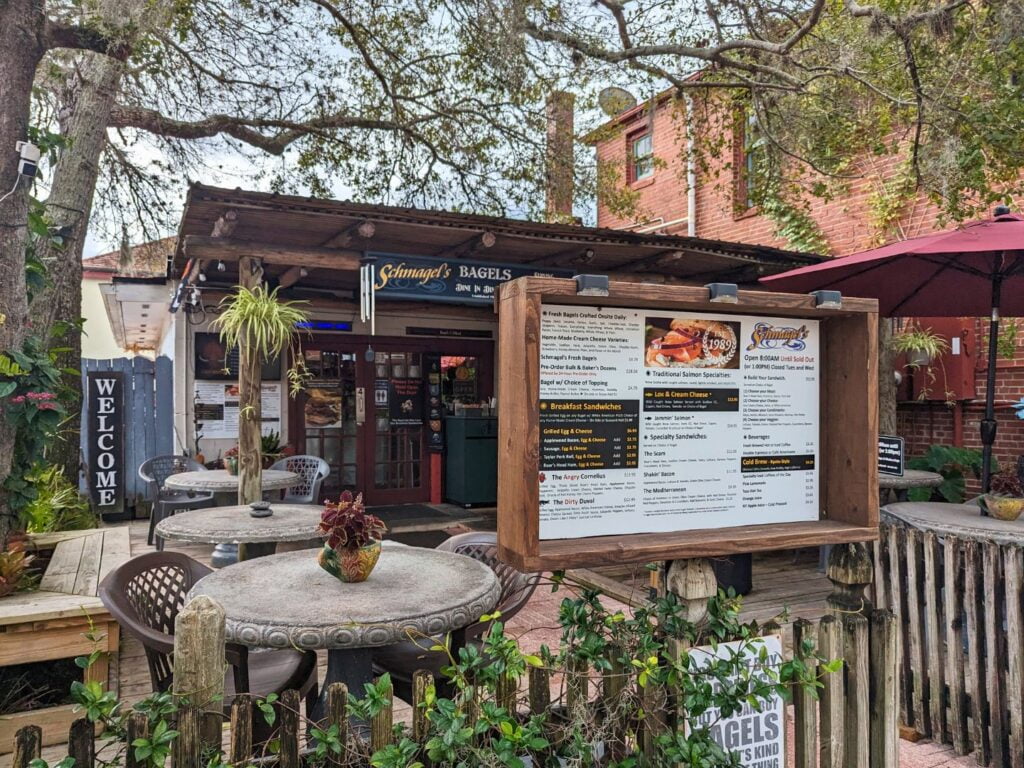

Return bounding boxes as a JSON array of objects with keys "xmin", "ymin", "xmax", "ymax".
[
  {"xmin": 98, "ymin": 551, "xmax": 318, "ymax": 717},
  {"xmin": 139, "ymin": 455, "xmax": 214, "ymax": 550},
  {"xmin": 372, "ymin": 531, "xmax": 540, "ymax": 702}
]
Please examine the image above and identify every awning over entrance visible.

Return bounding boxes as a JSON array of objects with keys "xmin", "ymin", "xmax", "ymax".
[{"xmin": 172, "ymin": 184, "xmax": 823, "ymax": 292}]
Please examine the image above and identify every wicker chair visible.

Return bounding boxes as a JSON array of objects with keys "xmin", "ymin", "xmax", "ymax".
[
  {"xmin": 99, "ymin": 552, "xmax": 318, "ymax": 717},
  {"xmin": 372, "ymin": 531, "xmax": 540, "ymax": 702},
  {"xmin": 269, "ymin": 455, "xmax": 330, "ymax": 504},
  {"xmin": 139, "ymin": 455, "xmax": 214, "ymax": 550}
]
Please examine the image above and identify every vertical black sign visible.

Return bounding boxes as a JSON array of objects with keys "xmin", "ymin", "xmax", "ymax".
[
  {"xmin": 87, "ymin": 371, "xmax": 124, "ymax": 511},
  {"xmin": 878, "ymin": 434, "xmax": 904, "ymax": 476}
]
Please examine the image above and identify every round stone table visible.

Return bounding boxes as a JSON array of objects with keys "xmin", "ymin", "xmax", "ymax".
[
  {"xmin": 164, "ymin": 470, "xmax": 300, "ymax": 567},
  {"xmin": 882, "ymin": 500, "xmax": 1024, "ymax": 544},
  {"xmin": 879, "ymin": 469, "xmax": 943, "ymax": 502},
  {"xmin": 155, "ymin": 503, "xmax": 322, "ymax": 561},
  {"xmin": 189, "ymin": 541, "xmax": 500, "ymax": 722}
]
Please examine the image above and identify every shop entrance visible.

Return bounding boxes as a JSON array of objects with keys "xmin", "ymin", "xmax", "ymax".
[{"xmin": 290, "ymin": 336, "xmax": 493, "ymax": 506}]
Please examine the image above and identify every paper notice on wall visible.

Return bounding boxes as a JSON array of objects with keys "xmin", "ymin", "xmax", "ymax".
[
  {"xmin": 196, "ymin": 380, "xmax": 282, "ymax": 439},
  {"xmin": 688, "ymin": 635, "xmax": 785, "ymax": 767},
  {"xmin": 538, "ymin": 305, "xmax": 820, "ymax": 540}
]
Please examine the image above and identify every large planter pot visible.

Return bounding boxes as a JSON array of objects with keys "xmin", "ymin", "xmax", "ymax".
[
  {"xmin": 318, "ymin": 541, "xmax": 381, "ymax": 583},
  {"xmin": 980, "ymin": 494, "xmax": 1024, "ymax": 521}
]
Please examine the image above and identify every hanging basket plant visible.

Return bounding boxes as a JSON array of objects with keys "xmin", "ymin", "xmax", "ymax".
[{"xmin": 211, "ymin": 284, "xmax": 311, "ymax": 410}]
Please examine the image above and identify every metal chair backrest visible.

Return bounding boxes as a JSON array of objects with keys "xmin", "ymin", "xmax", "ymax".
[
  {"xmin": 437, "ymin": 531, "xmax": 540, "ymax": 641},
  {"xmin": 139, "ymin": 455, "xmax": 207, "ymax": 494},
  {"xmin": 98, "ymin": 551, "xmax": 212, "ymax": 693},
  {"xmin": 269, "ymin": 455, "xmax": 330, "ymax": 503}
]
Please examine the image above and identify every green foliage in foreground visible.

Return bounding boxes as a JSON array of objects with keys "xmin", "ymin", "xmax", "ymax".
[{"xmin": 58, "ymin": 577, "xmax": 837, "ymax": 767}]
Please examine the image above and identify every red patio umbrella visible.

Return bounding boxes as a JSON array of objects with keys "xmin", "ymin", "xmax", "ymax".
[{"xmin": 761, "ymin": 207, "xmax": 1024, "ymax": 495}]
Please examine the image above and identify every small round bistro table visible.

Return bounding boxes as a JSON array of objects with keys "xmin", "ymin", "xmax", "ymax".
[
  {"xmin": 163, "ymin": 470, "xmax": 300, "ymax": 567},
  {"xmin": 154, "ymin": 503, "xmax": 322, "ymax": 561},
  {"xmin": 879, "ymin": 469, "xmax": 943, "ymax": 502},
  {"xmin": 188, "ymin": 541, "xmax": 500, "ymax": 722}
]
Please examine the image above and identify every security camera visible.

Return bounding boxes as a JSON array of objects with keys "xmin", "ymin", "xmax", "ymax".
[{"xmin": 15, "ymin": 141, "xmax": 40, "ymax": 179}]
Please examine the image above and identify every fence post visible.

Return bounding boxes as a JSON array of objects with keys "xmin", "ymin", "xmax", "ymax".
[
  {"xmin": 126, "ymin": 711, "xmax": 149, "ymax": 768},
  {"xmin": 68, "ymin": 718, "xmax": 95, "ymax": 768},
  {"xmin": 869, "ymin": 610, "xmax": 898, "ymax": 768},
  {"xmin": 229, "ymin": 695, "xmax": 253, "ymax": 764},
  {"xmin": 826, "ymin": 543, "xmax": 873, "ymax": 617},
  {"xmin": 844, "ymin": 614, "xmax": 870, "ymax": 768},
  {"xmin": 279, "ymin": 689, "xmax": 301, "ymax": 768},
  {"xmin": 793, "ymin": 619, "xmax": 817, "ymax": 768},
  {"xmin": 412, "ymin": 673, "xmax": 431, "ymax": 742},
  {"xmin": 529, "ymin": 665, "xmax": 551, "ymax": 715},
  {"xmin": 173, "ymin": 595, "xmax": 226, "ymax": 761},
  {"xmin": 11, "ymin": 726, "xmax": 41, "ymax": 768},
  {"xmin": 818, "ymin": 615, "xmax": 845, "ymax": 768},
  {"xmin": 370, "ymin": 675, "xmax": 394, "ymax": 753}
]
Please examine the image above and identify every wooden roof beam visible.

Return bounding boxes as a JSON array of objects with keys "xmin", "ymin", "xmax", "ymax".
[
  {"xmin": 434, "ymin": 231, "xmax": 497, "ymax": 260},
  {"xmin": 184, "ymin": 236, "xmax": 361, "ymax": 271},
  {"xmin": 278, "ymin": 265, "xmax": 309, "ymax": 289},
  {"xmin": 526, "ymin": 246, "xmax": 597, "ymax": 267},
  {"xmin": 322, "ymin": 219, "xmax": 376, "ymax": 248},
  {"xmin": 617, "ymin": 249, "xmax": 687, "ymax": 273}
]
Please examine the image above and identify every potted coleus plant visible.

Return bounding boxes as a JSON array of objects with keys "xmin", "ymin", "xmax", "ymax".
[
  {"xmin": 317, "ymin": 491, "xmax": 387, "ymax": 583},
  {"xmin": 981, "ymin": 471, "xmax": 1024, "ymax": 521},
  {"xmin": 222, "ymin": 446, "xmax": 240, "ymax": 476}
]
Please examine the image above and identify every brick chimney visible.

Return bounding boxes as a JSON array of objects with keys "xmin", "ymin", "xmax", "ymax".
[{"xmin": 545, "ymin": 91, "xmax": 575, "ymax": 223}]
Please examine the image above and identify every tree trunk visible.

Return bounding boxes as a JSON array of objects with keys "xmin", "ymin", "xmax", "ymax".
[
  {"xmin": 0, "ymin": 0, "xmax": 46, "ymax": 539},
  {"xmin": 878, "ymin": 317, "xmax": 897, "ymax": 435},
  {"xmin": 236, "ymin": 257, "xmax": 263, "ymax": 505},
  {"xmin": 32, "ymin": 52, "xmax": 126, "ymax": 485}
]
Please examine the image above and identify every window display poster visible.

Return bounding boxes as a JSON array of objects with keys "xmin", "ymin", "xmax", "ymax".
[
  {"xmin": 538, "ymin": 305, "xmax": 819, "ymax": 540},
  {"xmin": 195, "ymin": 380, "xmax": 282, "ymax": 438}
]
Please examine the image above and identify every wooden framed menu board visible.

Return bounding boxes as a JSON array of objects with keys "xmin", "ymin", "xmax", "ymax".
[{"xmin": 496, "ymin": 277, "xmax": 879, "ymax": 571}]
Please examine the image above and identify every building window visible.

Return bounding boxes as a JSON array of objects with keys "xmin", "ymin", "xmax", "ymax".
[
  {"xmin": 629, "ymin": 132, "xmax": 654, "ymax": 183},
  {"xmin": 734, "ymin": 111, "xmax": 759, "ymax": 211}
]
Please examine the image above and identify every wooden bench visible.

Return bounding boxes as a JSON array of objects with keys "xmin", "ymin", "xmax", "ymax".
[{"xmin": 0, "ymin": 527, "xmax": 130, "ymax": 751}]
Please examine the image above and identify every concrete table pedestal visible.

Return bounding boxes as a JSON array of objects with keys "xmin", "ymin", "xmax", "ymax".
[
  {"xmin": 163, "ymin": 470, "xmax": 300, "ymax": 567},
  {"xmin": 188, "ymin": 541, "xmax": 500, "ymax": 724}
]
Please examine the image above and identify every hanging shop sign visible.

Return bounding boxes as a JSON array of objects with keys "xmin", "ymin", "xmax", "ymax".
[
  {"xmin": 878, "ymin": 434, "xmax": 904, "ymax": 476},
  {"xmin": 496, "ymin": 277, "xmax": 880, "ymax": 570},
  {"xmin": 87, "ymin": 371, "xmax": 125, "ymax": 512},
  {"xmin": 370, "ymin": 252, "xmax": 572, "ymax": 305}
]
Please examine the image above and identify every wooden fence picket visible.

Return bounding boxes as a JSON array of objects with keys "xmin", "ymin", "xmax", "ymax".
[
  {"xmin": 819, "ymin": 613, "xmax": 846, "ymax": 768},
  {"xmin": 944, "ymin": 534, "xmax": 969, "ymax": 756},
  {"xmin": 869, "ymin": 610, "xmax": 898, "ymax": 768},
  {"xmin": 982, "ymin": 542, "xmax": 1007, "ymax": 768},
  {"xmin": 844, "ymin": 614, "xmax": 871, "ymax": 768},
  {"xmin": 923, "ymin": 530, "xmax": 946, "ymax": 742},
  {"xmin": 1004, "ymin": 547, "xmax": 1024, "ymax": 768},
  {"xmin": 964, "ymin": 538, "xmax": 990, "ymax": 764},
  {"xmin": 793, "ymin": 618, "xmax": 817, "ymax": 768}
]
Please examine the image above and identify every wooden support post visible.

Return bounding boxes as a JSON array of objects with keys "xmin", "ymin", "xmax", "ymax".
[
  {"xmin": 826, "ymin": 542, "xmax": 874, "ymax": 617},
  {"xmin": 793, "ymin": 619, "xmax": 817, "ymax": 768},
  {"xmin": 818, "ymin": 615, "xmax": 845, "ymax": 768},
  {"xmin": 237, "ymin": 255, "xmax": 263, "ymax": 505},
  {"xmin": 869, "ymin": 610, "xmax": 898, "ymax": 768},
  {"xmin": 173, "ymin": 595, "xmax": 226, "ymax": 755}
]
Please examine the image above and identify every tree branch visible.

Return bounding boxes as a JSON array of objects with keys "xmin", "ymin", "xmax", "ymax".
[{"xmin": 43, "ymin": 19, "xmax": 129, "ymax": 58}]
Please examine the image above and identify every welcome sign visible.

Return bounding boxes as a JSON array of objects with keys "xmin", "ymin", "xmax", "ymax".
[
  {"xmin": 370, "ymin": 252, "xmax": 572, "ymax": 305},
  {"xmin": 87, "ymin": 371, "xmax": 125, "ymax": 512}
]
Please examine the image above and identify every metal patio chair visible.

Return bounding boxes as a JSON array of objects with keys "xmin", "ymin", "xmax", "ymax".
[
  {"xmin": 269, "ymin": 455, "xmax": 330, "ymax": 504},
  {"xmin": 139, "ymin": 455, "xmax": 214, "ymax": 550},
  {"xmin": 371, "ymin": 531, "xmax": 541, "ymax": 702}
]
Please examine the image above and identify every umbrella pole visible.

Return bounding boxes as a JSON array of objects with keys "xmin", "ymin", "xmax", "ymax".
[{"xmin": 980, "ymin": 275, "xmax": 1003, "ymax": 501}]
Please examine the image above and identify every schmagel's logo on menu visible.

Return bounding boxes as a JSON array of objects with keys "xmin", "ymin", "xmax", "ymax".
[{"xmin": 746, "ymin": 322, "xmax": 810, "ymax": 351}]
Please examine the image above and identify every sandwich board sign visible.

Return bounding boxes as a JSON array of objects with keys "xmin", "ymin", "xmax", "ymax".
[{"xmin": 496, "ymin": 277, "xmax": 880, "ymax": 571}]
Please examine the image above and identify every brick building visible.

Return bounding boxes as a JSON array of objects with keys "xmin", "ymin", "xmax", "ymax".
[{"xmin": 592, "ymin": 94, "xmax": 1024, "ymax": 481}]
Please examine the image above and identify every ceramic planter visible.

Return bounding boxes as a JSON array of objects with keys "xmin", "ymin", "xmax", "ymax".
[
  {"xmin": 318, "ymin": 540, "xmax": 381, "ymax": 583},
  {"xmin": 980, "ymin": 494, "xmax": 1024, "ymax": 521}
]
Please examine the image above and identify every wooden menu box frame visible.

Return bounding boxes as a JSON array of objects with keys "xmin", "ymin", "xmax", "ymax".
[{"xmin": 495, "ymin": 276, "xmax": 879, "ymax": 571}]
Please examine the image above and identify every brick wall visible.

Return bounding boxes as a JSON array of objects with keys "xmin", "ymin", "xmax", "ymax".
[{"xmin": 594, "ymin": 100, "xmax": 1024, "ymax": 472}]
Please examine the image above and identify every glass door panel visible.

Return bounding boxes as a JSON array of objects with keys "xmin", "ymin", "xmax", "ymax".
[
  {"xmin": 301, "ymin": 348, "xmax": 358, "ymax": 499},
  {"xmin": 366, "ymin": 350, "xmax": 426, "ymax": 503}
]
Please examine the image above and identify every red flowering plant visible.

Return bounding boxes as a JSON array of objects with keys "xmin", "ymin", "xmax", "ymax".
[{"xmin": 318, "ymin": 491, "xmax": 387, "ymax": 550}]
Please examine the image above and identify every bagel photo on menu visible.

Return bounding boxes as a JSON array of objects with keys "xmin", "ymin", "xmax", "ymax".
[{"xmin": 644, "ymin": 317, "xmax": 741, "ymax": 369}]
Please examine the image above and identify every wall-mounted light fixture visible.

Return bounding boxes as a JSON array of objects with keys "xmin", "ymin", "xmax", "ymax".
[
  {"xmin": 705, "ymin": 283, "xmax": 738, "ymax": 303},
  {"xmin": 811, "ymin": 290, "xmax": 842, "ymax": 309},
  {"xmin": 216, "ymin": 260, "xmax": 226, "ymax": 272},
  {"xmin": 574, "ymin": 274, "xmax": 609, "ymax": 296}
]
